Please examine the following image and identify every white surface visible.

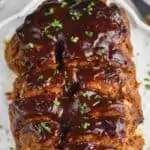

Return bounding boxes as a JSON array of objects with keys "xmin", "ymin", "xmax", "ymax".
[
  {"xmin": 0, "ymin": 0, "xmax": 45, "ymax": 29},
  {"xmin": 112, "ymin": 0, "xmax": 150, "ymax": 32},
  {"xmin": 0, "ymin": 0, "xmax": 150, "ymax": 150},
  {"xmin": 143, "ymin": 0, "xmax": 150, "ymax": 5},
  {"xmin": 0, "ymin": 0, "xmax": 31, "ymax": 21}
]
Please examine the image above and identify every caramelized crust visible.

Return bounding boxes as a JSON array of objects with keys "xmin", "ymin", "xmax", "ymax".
[{"xmin": 6, "ymin": 0, "xmax": 144, "ymax": 150}]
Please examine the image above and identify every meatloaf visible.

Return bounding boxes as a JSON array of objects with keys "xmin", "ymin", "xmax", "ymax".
[{"xmin": 5, "ymin": 0, "xmax": 144, "ymax": 150}]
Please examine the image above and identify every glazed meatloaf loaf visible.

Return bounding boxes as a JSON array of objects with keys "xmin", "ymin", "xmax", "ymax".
[{"xmin": 5, "ymin": 0, "xmax": 144, "ymax": 150}]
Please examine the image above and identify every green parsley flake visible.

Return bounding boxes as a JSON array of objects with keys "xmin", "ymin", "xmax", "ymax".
[
  {"xmin": 44, "ymin": 8, "xmax": 55, "ymax": 16},
  {"xmin": 23, "ymin": 43, "xmax": 34, "ymax": 51},
  {"xmin": 79, "ymin": 103, "xmax": 87, "ymax": 114},
  {"xmin": 84, "ymin": 1, "xmax": 95, "ymax": 15},
  {"xmin": 38, "ymin": 75, "xmax": 44, "ymax": 81},
  {"xmin": 67, "ymin": 83, "xmax": 73, "ymax": 91},
  {"xmin": 38, "ymin": 122, "xmax": 51, "ymax": 134},
  {"xmin": 43, "ymin": 19, "xmax": 63, "ymax": 38},
  {"xmin": 47, "ymin": 77, "xmax": 53, "ymax": 83},
  {"xmin": 69, "ymin": 10, "xmax": 82, "ymax": 20},
  {"xmin": 144, "ymin": 78, "xmax": 150, "ymax": 82},
  {"xmin": 81, "ymin": 91, "xmax": 88, "ymax": 98},
  {"xmin": 43, "ymin": 25, "xmax": 53, "ymax": 39},
  {"xmin": 51, "ymin": 19, "xmax": 63, "ymax": 31},
  {"xmin": 94, "ymin": 95, "xmax": 101, "ymax": 99},
  {"xmin": 81, "ymin": 122, "xmax": 90, "ymax": 130},
  {"xmin": 85, "ymin": 31, "xmax": 93, "ymax": 37},
  {"xmin": 54, "ymin": 98, "xmax": 61, "ymax": 108},
  {"xmin": 46, "ymin": 34, "xmax": 54, "ymax": 39},
  {"xmin": 44, "ymin": 25, "xmax": 51, "ymax": 33},
  {"xmin": 97, "ymin": 49, "xmax": 105, "ymax": 56},
  {"xmin": 53, "ymin": 69, "xmax": 59, "ymax": 75},
  {"xmin": 64, "ymin": 71, "xmax": 68, "ymax": 78},
  {"xmin": 61, "ymin": 1, "xmax": 68, "ymax": 7},
  {"xmin": 145, "ymin": 84, "xmax": 150, "ymax": 90},
  {"xmin": 70, "ymin": 36, "xmax": 79, "ymax": 43}
]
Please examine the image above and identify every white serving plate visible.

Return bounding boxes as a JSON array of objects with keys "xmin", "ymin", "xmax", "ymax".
[{"xmin": 0, "ymin": 0, "xmax": 150, "ymax": 149}]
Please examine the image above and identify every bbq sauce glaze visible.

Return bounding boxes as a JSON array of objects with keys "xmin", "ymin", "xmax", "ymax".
[
  {"xmin": 10, "ymin": 0, "xmax": 136, "ymax": 149},
  {"xmin": 16, "ymin": 0, "xmax": 132, "ymax": 73}
]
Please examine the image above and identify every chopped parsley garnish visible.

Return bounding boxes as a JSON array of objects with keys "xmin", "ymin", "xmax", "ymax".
[
  {"xmin": 81, "ymin": 122, "xmax": 90, "ymax": 130},
  {"xmin": 54, "ymin": 98, "xmax": 61, "ymax": 108},
  {"xmin": 85, "ymin": 31, "xmax": 93, "ymax": 37},
  {"xmin": 38, "ymin": 75, "xmax": 44, "ymax": 81},
  {"xmin": 67, "ymin": 83, "xmax": 73, "ymax": 91},
  {"xmin": 23, "ymin": 43, "xmax": 34, "ymax": 51},
  {"xmin": 97, "ymin": 49, "xmax": 105, "ymax": 56},
  {"xmin": 64, "ymin": 71, "xmax": 68, "ymax": 78},
  {"xmin": 69, "ymin": 10, "xmax": 82, "ymax": 20},
  {"xmin": 51, "ymin": 19, "xmax": 63, "ymax": 31},
  {"xmin": 53, "ymin": 69, "xmax": 59, "ymax": 75},
  {"xmin": 43, "ymin": 25, "xmax": 53, "ymax": 39},
  {"xmin": 94, "ymin": 95, "xmax": 101, "ymax": 99},
  {"xmin": 47, "ymin": 77, "xmax": 53, "ymax": 83},
  {"xmin": 145, "ymin": 84, "xmax": 150, "ymax": 89},
  {"xmin": 144, "ymin": 72, "xmax": 150, "ymax": 89},
  {"xmin": 44, "ymin": 8, "xmax": 55, "ymax": 16},
  {"xmin": 43, "ymin": 19, "xmax": 63, "ymax": 38},
  {"xmin": 46, "ymin": 34, "xmax": 54, "ymax": 39},
  {"xmin": 61, "ymin": 1, "xmax": 68, "ymax": 7},
  {"xmin": 81, "ymin": 91, "xmax": 88, "ymax": 98},
  {"xmin": 144, "ymin": 78, "xmax": 150, "ymax": 81},
  {"xmin": 38, "ymin": 122, "xmax": 51, "ymax": 134},
  {"xmin": 70, "ymin": 36, "xmax": 79, "ymax": 43},
  {"xmin": 84, "ymin": 1, "xmax": 95, "ymax": 15},
  {"xmin": 79, "ymin": 103, "xmax": 87, "ymax": 114},
  {"xmin": 44, "ymin": 25, "xmax": 51, "ymax": 33}
]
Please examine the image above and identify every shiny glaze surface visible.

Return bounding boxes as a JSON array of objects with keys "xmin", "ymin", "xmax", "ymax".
[
  {"xmin": 67, "ymin": 117, "xmax": 126, "ymax": 140},
  {"xmin": 16, "ymin": 0, "xmax": 129, "ymax": 73},
  {"xmin": 21, "ymin": 120, "xmax": 61, "ymax": 143},
  {"xmin": 23, "ymin": 68, "xmax": 77, "ymax": 90},
  {"xmin": 10, "ymin": 94, "xmax": 63, "ymax": 122},
  {"xmin": 9, "ymin": 0, "xmax": 137, "ymax": 149},
  {"xmin": 76, "ymin": 66, "xmax": 126, "ymax": 86}
]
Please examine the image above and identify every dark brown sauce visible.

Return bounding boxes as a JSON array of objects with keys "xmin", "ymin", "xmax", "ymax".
[
  {"xmin": 11, "ymin": 0, "xmax": 133, "ymax": 148},
  {"xmin": 67, "ymin": 116, "xmax": 126, "ymax": 141},
  {"xmin": 76, "ymin": 67, "xmax": 124, "ymax": 84},
  {"xmin": 65, "ymin": 90, "xmax": 126, "ymax": 124},
  {"xmin": 21, "ymin": 120, "xmax": 61, "ymax": 143},
  {"xmin": 16, "ymin": 0, "xmax": 128, "ymax": 73},
  {"xmin": 11, "ymin": 90, "xmax": 126, "ymax": 146},
  {"xmin": 10, "ymin": 93, "xmax": 63, "ymax": 122}
]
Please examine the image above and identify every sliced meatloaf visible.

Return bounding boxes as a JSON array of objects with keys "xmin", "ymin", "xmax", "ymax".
[{"xmin": 6, "ymin": 0, "xmax": 144, "ymax": 150}]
